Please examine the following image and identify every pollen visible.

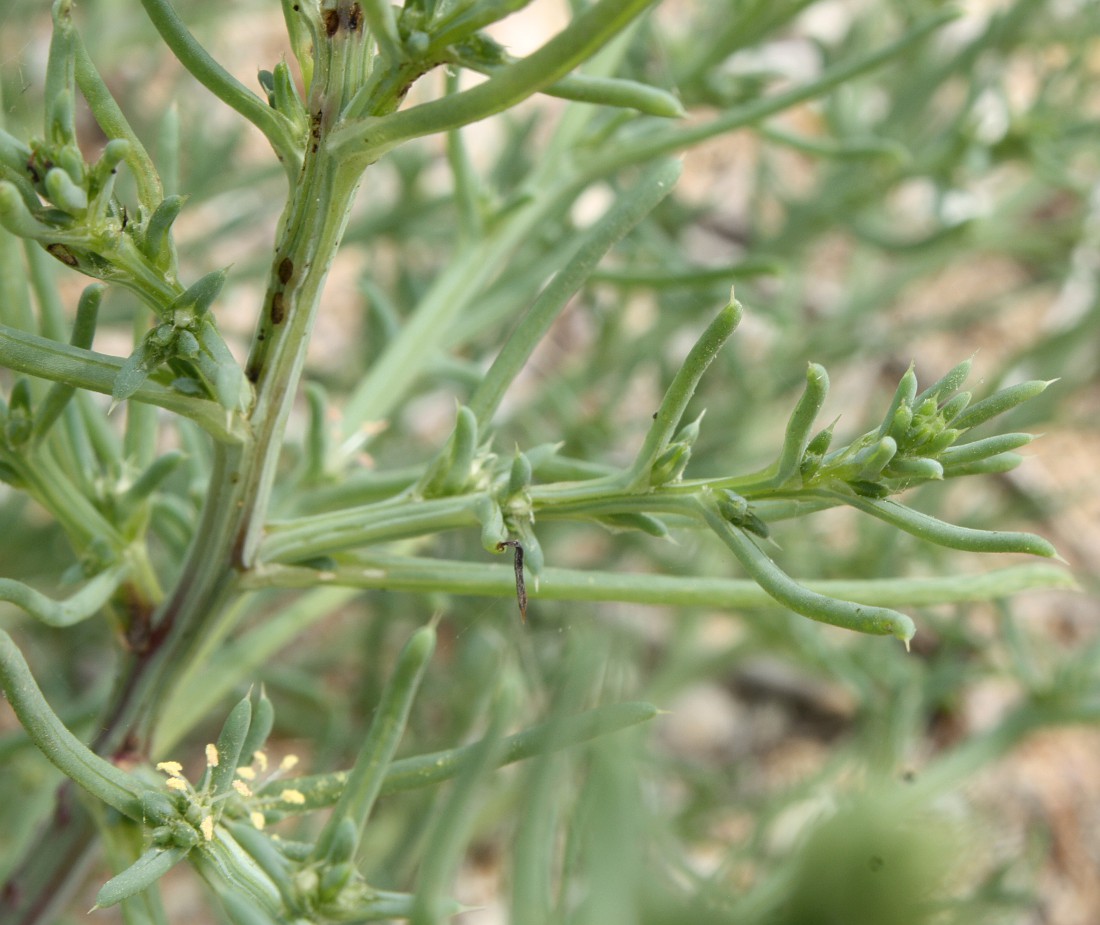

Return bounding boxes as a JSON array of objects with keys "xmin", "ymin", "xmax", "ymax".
[
  {"xmin": 254, "ymin": 750, "xmax": 269, "ymax": 773},
  {"xmin": 232, "ymin": 780, "xmax": 253, "ymax": 797},
  {"xmin": 200, "ymin": 815, "xmax": 214, "ymax": 841},
  {"xmin": 280, "ymin": 754, "xmax": 299, "ymax": 772},
  {"xmin": 205, "ymin": 744, "xmax": 220, "ymax": 767},
  {"xmin": 279, "ymin": 788, "xmax": 306, "ymax": 805},
  {"xmin": 166, "ymin": 777, "xmax": 188, "ymax": 792},
  {"xmin": 250, "ymin": 811, "xmax": 266, "ymax": 830},
  {"xmin": 236, "ymin": 766, "xmax": 257, "ymax": 781},
  {"xmin": 156, "ymin": 761, "xmax": 184, "ymax": 778}
]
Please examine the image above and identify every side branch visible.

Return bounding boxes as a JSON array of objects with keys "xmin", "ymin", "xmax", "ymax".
[
  {"xmin": 329, "ymin": 0, "xmax": 661, "ymax": 163},
  {"xmin": 0, "ymin": 323, "xmax": 246, "ymax": 443},
  {"xmin": 138, "ymin": 0, "xmax": 302, "ymax": 170},
  {"xmin": 238, "ymin": 556, "xmax": 1073, "ymax": 611}
]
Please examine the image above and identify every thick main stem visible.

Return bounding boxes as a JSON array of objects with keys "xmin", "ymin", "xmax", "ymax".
[
  {"xmin": 103, "ymin": 0, "xmax": 367, "ymax": 759},
  {"xmin": 2, "ymin": 8, "xmax": 370, "ymax": 921}
]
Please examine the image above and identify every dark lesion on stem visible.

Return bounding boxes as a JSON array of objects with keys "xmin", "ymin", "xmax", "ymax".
[
  {"xmin": 496, "ymin": 540, "xmax": 527, "ymax": 624},
  {"xmin": 270, "ymin": 291, "xmax": 286, "ymax": 325},
  {"xmin": 277, "ymin": 257, "xmax": 294, "ymax": 284},
  {"xmin": 322, "ymin": 2, "xmax": 364, "ymax": 38},
  {"xmin": 46, "ymin": 243, "xmax": 79, "ymax": 267},
  {"xmin": 121, "ymin": 585, "xmax": 156, "ymax": 654}
]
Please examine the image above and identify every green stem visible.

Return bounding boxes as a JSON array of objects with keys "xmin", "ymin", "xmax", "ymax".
[
  {"xmin": 138, "ymin": 0, "xmax": 302, "ymax": 173},
  {"xmin": 589, "ymin": 258, "xmax": 782, "ymax": 288},
  {"xmin": 73, "ymin": 35, "xmax": 162, "ymax": 211},
  {"xmin": 625, "ymin": 298, "xmax": 743, "ymax": 489},
  {"xmin": 0, "ymin": 322, "xmax": 243, "ymax": 442},
  {"xmin": 468, "ymin": 159, "xmax": 682, "ymax": 427},
  {"xmin": 329, "ymin": 0, "xmax": 661, "ymax": 164},
  {"xmin": 86, "ymin": 445, "xmax": 244, "ymax": 751},
  {"xmin": 261, "ymin": 701, "xmax": 659, "ymax": 812},
  {"xmin": 258, "ymin": 472, "xmax": 800, "ymax": 564},
  {"xmin": 261, "ymin": 493, "xmax": 480, "ymax": 562},
  {"xmin": 360, "ymin": 0, "xmax": 402, "ymax": 61},
  {"xmin": 412, "ymin": 678, "xmax": 513, "ymax": 925},
  {"xmin": 239, "ymin": 554, "xmax": 1074, "ymax": 610},
  {"xmin": 445, "ymin": 73, "xmax": 481, "ymax": 244},
  {"xmin": 0, "ymin": 565, "xmax": 130, "ymax": 628},
  {"xmin": 0, "ymin": 631, "xmax": 144, "ymax": 819},
  {"xmin": 575, "ymin": 10, "xmax": 958, "ymax": 181},
  {"xmin": 821, "ymin": 490, "xmax": 1058, "ymax": 558},
  {"xmin": 25, "ymin": 243, "xmax": 67, "ymax": 342},
  {"xmin": 315, "ymin": 624, "xmax": 436, "ymax": 860},
  {"xmin": 332, "ymin": 8, "xmax": 644, "ymax": 455},
  {"xmin": 697, "ymin": 497, "xmax": 916, "ymax": 641},
  {"xmin": 0, "ymin": 217, "xmax": 36, "ymax": 333},
  {"xmin": 154, "ymin": 589, "xmax": 354, "ymax": 755},
  {"xmin": 335, "ymin": 181, "xmax": 573, "ymax": 453},
  {"xmin": 89, "ymin": 0, "xmax": 376, "ymax": 755},
  {"xmin": 8, "ymin": 446, "xmax": 121, "ymax": 551},
  {"xmin": 772, "ymin": 363, "xmax": 829, "ymax": 487},
  {"xmin": 237, "ymin": 158, "xmax": 363, "ymax": 565},
  {"xmin": 451, "ymin": 50, "xmax": 685, "ymax": 117}
]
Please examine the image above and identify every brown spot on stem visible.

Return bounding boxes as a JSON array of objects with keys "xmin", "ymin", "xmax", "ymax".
[
  {"xmin": 348, "ymin": 2, "xmax": 362, "ymax": 32},
  {"xmin": 46, "ymin": 243, "xmax": 78, "ymax": 267},
  {"xmin": 278, "ymin": 257, "xmax": 294, "ymax": 284},
  {"xmin": 123, "ymin": 587, "xmax": 155, "ymax": 653},
  {"xmin": 271, "ymin": 292, "xmax": 286, "ymax": 325},
  {"xmin": 322, "ymin": 9, "xmax": 340, "ymax": 35},
  {"xmin": 230, "ymin": 523, "xmax": 250, "ymax": 571}
]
